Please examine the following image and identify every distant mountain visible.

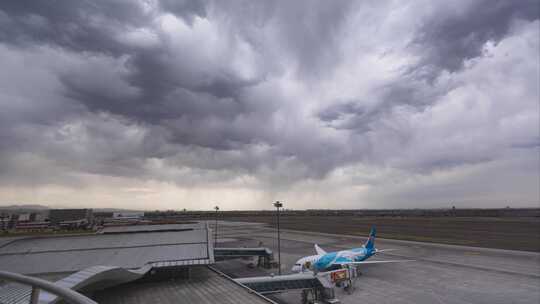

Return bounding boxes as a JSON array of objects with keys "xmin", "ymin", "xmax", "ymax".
[
  {"xmin": 0, "ymin": 205, "xmax": 145, "ymax": 213},
  {"xmin": 0, "ymin": 204, "xmax": 50, "ymax": 210},
  {"xmin": 93, "ymin": 208, "xmax": 144, "ymax": 213}
]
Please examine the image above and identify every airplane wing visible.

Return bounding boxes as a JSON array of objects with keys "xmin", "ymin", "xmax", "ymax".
[
  {"xmin": 334, "ymin": 259, "xmax": 414, "ymax": 266},
  {"xmin": 375, "ymin": 249, "xmax": 397, "ymax": 253},
  {"xmin": 314, "ymin": 244, "xmax": 327, "ymax": 255}
]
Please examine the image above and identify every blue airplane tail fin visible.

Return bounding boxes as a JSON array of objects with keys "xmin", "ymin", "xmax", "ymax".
[{"xmin": 364, "ymin": 227, "xmax": 376, "ymax": 250}]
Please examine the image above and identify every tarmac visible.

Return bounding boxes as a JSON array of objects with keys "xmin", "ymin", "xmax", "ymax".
[{"xmin": 213, "ymin": 221, "xmax": 540, "ymax": 304}]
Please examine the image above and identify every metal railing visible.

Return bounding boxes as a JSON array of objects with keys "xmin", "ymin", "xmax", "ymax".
[{"xmin": 0, "ymin": 270, "xmax": 97, "ymax": 304}]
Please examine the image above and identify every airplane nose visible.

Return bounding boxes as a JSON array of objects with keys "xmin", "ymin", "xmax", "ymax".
[{"xmin": 291, "ymin": 266, "xmax": 300, "ymax": 272}]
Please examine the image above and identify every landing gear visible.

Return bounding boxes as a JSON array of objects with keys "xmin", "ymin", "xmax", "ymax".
[{"xmin": 343, "ymin": 278, "xmax": 355, "ymax": 295}]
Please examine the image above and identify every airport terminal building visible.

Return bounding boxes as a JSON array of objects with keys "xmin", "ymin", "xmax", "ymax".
[{"xmin": 0, "ymin": 223, "xmax": 276, "ymax": 304}]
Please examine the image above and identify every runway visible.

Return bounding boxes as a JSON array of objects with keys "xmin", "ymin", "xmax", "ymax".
[{"xmin": 213, "ymin": 221, "xmax": 540, "ymax": 304}]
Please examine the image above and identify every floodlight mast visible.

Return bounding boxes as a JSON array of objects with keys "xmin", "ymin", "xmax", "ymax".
[
  {"xmin": 274, "ymin": 201, "xmax": 283, "ymax": 275},
  {"xmin": 214, "ymin": 205, "xmax": 219, "ymax": 248}
]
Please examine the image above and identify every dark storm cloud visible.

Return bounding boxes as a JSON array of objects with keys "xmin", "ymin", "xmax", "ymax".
[
  {"xmin": 410, "ymin": 0, "xmax": 539, "ymax": 78},
  {"xmin": 0, "ymin": 0, "xmax": 271, "ymax": 152},
  {"xmin": 267, "ymin": 0, "xmax": 354, "ymax": 76},
  {"xmin": 208, "ymin": 0, "xmax": 355, "ymax": 77},
  {"xmin": 159, "ymin": 0, "xmax": 207, "ymax": 24},
  {"xmin": 0, "ymin": 1, "xmax": 149, "ymax": 55},
  {"xmin": 0, "ymin": 0, "xmax": 357, "ymax": 175},
  {"xmin": 0, "ymin": 0, "xmax": 207, "ymax": 53},
  {"xmin": 318, "ymin": 78, "xmax": 451, "ymax": 133},
  {"xmin": 0, "ymin": 0, "xmax": 351, "ymax": 125},
  {"xmin": 0, "ymin": 0, "xmax": 538, "ymax": 208},
  {"xmin": 319, "ymin": 0, "xmax": 539, "ymax": 137}
]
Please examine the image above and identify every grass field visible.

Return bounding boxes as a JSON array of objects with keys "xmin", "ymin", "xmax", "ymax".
[{"xmin": 217, "ymin": 216, "xmax": 540, "ymax": 252}]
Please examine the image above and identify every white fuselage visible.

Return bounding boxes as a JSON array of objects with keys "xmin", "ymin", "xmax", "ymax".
[
  {"xmin": 291, "ymin": 247, "xmax": 369, "ymax": 273},
  {"xmin": 291, "ymin": 254, "xmax": 321, "ymax": 273}
]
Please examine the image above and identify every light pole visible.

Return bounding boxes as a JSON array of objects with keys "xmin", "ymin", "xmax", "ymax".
[
  {"xmin": 214, "ymin": 205, "xmax": 219, "ymax": 248},
  {"xmin": 274, "ymin": 201, "xmax": 283, "ymax": 275}
]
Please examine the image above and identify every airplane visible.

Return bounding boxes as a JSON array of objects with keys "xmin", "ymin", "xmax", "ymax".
[{"xmin": 291, "ymin": 227, "xmax": 410, "ymax": 274}]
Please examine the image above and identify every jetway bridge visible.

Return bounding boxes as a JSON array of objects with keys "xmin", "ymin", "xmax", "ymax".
[
  {"xmin": 214, "ymin": 247, "xmax": 275, "ymax": 268},
  {"xmin": 235, "ymin": 272, "xmax": 322, "ymax": 293},
  {"xmin": 235, "ymin": 268, "xmax": 356, "ymax": 304}
]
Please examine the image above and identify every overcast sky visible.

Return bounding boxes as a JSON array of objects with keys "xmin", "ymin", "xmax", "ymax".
[{"xmin": 0, "ymin": 0, "xmax": 538, "ymax": 210}]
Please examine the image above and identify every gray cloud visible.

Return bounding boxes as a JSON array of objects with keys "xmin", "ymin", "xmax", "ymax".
[
  {"xmin": 410, "ymin": 0, "xmax": 539, "ymax": 78},
  {"xmin": 319, "ymin": 0, "xmax": 539, "ymax": 131},
  {"xmin": 159, "ymin": 0, "xmax": 207, "ymax": 24},
  {"xmin": 0, "ymin": 1, "xmax": 538, "ymax": 208},
  {"xmin": 0, "ymin": 1, "xmax": 151, "ymax": 54}
]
